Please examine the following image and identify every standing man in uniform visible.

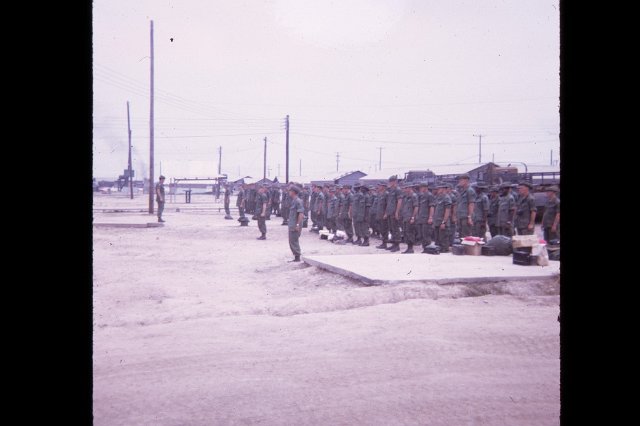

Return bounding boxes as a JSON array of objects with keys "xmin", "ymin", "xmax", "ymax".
[
  {"xmin": 497, "ymin": 183, "xmax": 516, "ymax": 237},
  {"xmin": 455, "ymin": 174, "xmax": 475, "ymax": 238},
  {"xmin": 309, "ymin": 184, "xmax": 318, "ymax": 231},
  {"xmin": 383, "ymin": 175, "xmax": 403, "ymax": 252},
  {"xmin": 351, "ymin": 183, "xmax": 365, "ymax": 245},
  {"xmin": 416, "ymin": 182, "xmax": 435, "ymax": 252},
  {"xmin": 223, "ymin": 183, "xmax": 233, "ymax": 220},
  {"xmin": 433, "ymin": 183, "xmax": 452, "ymax": 252},
  {"xmin": 487, "ymin": 186, "xmax": 500, "ymax": 239},
  {"xmin": 236, "ymin": 183, "xmax": 246, "ymax": 222},
  {"xmin": 280, "ymin": 184, "xmax": 291, "ymax": 225},
  {"xmin": 542, "ymin": 185, "xmax": 560, "ymax": 242},
  {"xmin": 340, "ymin": 185, "xmax": 355, "ymax": 243},
  {"xmin": 287, "ymin": 185, "xmax": 305, "ymax": 262},
  {"xmin": 400, "ymin": 183, "xmax": 419, "ymax": 253},
  {"xmin": 514, "ymin": 182, "xmax": 537, "ymax": 235},
  {"xmin": 315, "ymin": 185, "xmax": 326, "ymax": 232},
  {"xmin": 326, "ymin": 186, "xmax": 338, "ymax": 234},
  {"xmin": 472, "ymin": 184, "xmax": 490, "ymax": 240},
  {"xmin": 256, "ymin": 184, "xmax": 269, "ymax": 240},
  {"xmin": 155, "ymin": 175, "xmax": 166, "ymax": 223},
  {"xmin": 447, "ymin": 183, "xmax": 459, "ymax": 244},
  {"xmin": 375, "ymin": 183, "xmax": 389, "ymax": 249}
]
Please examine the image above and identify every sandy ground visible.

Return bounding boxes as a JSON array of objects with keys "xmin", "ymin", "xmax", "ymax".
[{"xmin": 93, "ymin": 193, "xmax": 560, "ymax": 426}]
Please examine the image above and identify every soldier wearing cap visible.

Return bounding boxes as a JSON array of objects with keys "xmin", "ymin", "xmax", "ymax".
[
  {"xmin": 326, "ymin": 185, "xmax": 338, "ymax": 234},
  {"xmin": 432, "ymin": 183, "xmax": 452, "ymax": 252},
  {"xmin": 340, "ymin": 184, "xmax": 355, "ymax": 243},
  {"xmin": 487, "ymin": 185, "xmax": 500, "ymax": 238},
  {"xmin": 247, "ymin": 183, "xmax": 257, "ymax": 219},
  {"xmin": 309, "ymin": 184, "xmax": 318, "ymax": 231},
  {"xmin": 287, "ymin": 185, "xmax": 305, "ymax": 262},
  {"xmin": 362, "ymin": 185, "xmax": 373, "ymax": 246},
  {"xmin": 455, "ymin": 174, "xmax": 476, "ymax": 238},
  {"xmin": 256, "ymin": 184, "xmax": 269, "ymax": 240},
  {"xmin": 280, "ymin": 183, "xmax": 291, "ymax": 225},
  {"xmin": 514, "ymin": 182, "xmax": 537, "ymax": 235},
  {"xmin": 472, "ymin": 184, "xmax": 490, "ymax": 240},
  {"xmin": 315, "ymin": 184, "xmax": 326, "ymax": 232},
  {"xmin": 383, "ymin": 175, "xmax": 403, "ymax": 252},
  {"xmin": 415, "ymin": 182, "xmax": 435, "ymax": 251},
  {"xmin": 542, "ymin": 185, "xmax": 560, "ymax": 242},
  {"xmin": 300, "ymin": 184, "xmax": 310, "ymax": 228},
  {"xmin": 236, "ymin": 183, "xmax": 247, "ymax": 222},
  {"xmin": 400, "ymin": 182, "xmax": 419, "ymax": 253},
  {"xmin": 270, "ymin": 184, "xmax": 281, "ymax": 217},
  {"xmin": 351, "ymin": 183, "xmax": 366, "ymax": 245},
  {"xmin": 446, "ymin": 183, "xmax": 459, "ymax": 244},
  {"xmin": 223, "ymin": 183, "xmax": 233, "ymax": 220},
  {"xmin": 497, "ymin": 183, "xmax": 516, "ymax": 237},
  {"xmin": 374, "ymin": 182, "xmax": 390, "ymax": 248},
  {"xmin": 155, "ymin": 175, "xmax": 166, "ymax": 222}
]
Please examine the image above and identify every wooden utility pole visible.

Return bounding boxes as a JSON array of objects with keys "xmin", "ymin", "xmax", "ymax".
[
  {"xmin": 218, "ymin": 146, "xmax": 222, "ymax": 175},
  {"xmin": 473, "ymin": 134, "xmax": 483, "ymax": 164},
  {"xmin": 127, "ymin": 101, "xmax": 133, "ymax": 199},
  {"xmin": 336, "ymin": 152, "xmax": 340, "ymax": 172},
  {"xmin": 285, "ymin": 115, "xmax": 290, "ymax": 183},
  {"xmin": 263, "ymin": 137, "xmax": 267, "ymax": 180},
  {"xmin": 378, "ymin": 147, "xmax": 383, "ymax": 170},
  {"xmin": 148, "ymin": 20, "xmax": 155, "ymax": 214}
]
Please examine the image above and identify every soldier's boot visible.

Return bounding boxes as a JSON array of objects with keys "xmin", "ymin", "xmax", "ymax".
[
  {"xmin": 257, "ymin": 234, "xmax": 266, "ymax": 240},
  {"xmin": 354, "ymin": 237, "xmax": 362, "ymax": 245},
  {"xmin": 402, "ymin": 243, "xmax": 414, "ymax": 254},
  {"xmin": 389, "ymin": 243, "xmax": 400, "ymax": 252},
  {"xmin": 376, "ymin": 242, "xmax": 388, "ymax": 249},
  {"xmin": 361, "ymin": 237, "xmax": 370, "ymax": 247},
  {"xmin": 346, "ymin": 237, "xmax": 354, "ymax": 244},
  {"xmin": 288, "ymin": 255, "xmax": 301, "ymax": 262}
]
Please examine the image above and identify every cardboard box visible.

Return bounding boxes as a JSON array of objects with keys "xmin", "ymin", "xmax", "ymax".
[
  {"xmin": 512, "ymin": 235, "xmax": 540, "ymax": 248},
  {"xmin": 464, "ymin": 244, "xmax": 482, "ymax": 256}
]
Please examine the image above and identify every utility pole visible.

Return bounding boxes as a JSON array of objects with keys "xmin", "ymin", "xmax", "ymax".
[
  {"xmin": 263, "ymin": 137, "xmax": 267, "ymax": 180},
  {"xmin": 378, "ymin": 147, "xmax": 383, "ymax": 170},
  {"xmin": 492, "ymin": 153, "xmax": 495, "ymax": 163},
  {"xmin": 336, "ymin": 152, "xmax": 340, "ymax": 172},
  {"xmin": 285, "ymin": 115, "xmax": 290, "ymax": 183},
  {"xmin": 550, "ymin": 149, "xmax": 553, "ymax": 166},
  {"xmin": 218, "ymin": 146, "xmax": 222, "ymax": 175},
  {"xmin": 299, "ymin": 159, "xmax": 302, "ymax": 177},
  {"xmin": 148, "ymin": 19, "xmax": 155, "ymax": 214},
  {"xmin": 473, "ymin": 134, "xmax": 483, "ymax": 164},
  {"xmin": 127, "ymin": 101, "xmax": 133, "ymax": 199}
]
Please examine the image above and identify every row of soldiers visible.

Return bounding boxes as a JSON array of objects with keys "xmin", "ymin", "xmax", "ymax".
[{"xmin": 225, "ymin": 174, "xmax": 560, "ymax": 253}]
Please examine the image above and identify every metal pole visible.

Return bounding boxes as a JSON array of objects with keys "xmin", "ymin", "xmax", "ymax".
[
  {"xmin": 148, "ymin": 20, "xmax": 155, "ymax": 214},
  {"xmin": 127, "ymin": 101, "xmax": 133, "ymax": 199},
  {"xmin": 285, "ymin": 115, "xmax": 290, "ymax": 183}
]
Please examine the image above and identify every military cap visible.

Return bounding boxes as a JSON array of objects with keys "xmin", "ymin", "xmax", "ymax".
[
  {"xmin": 457, "ymin": 173, "xmax": 470, "ymax": 180},
  {"xmin": 475, "ymin": 184, "xmax": 488, "ymax": 190},
  {"xmin": 388, "ymin": 175, "xmax": 398, "ymax": 182},
  {"xmin": 435, "ymin": 182, "xmax": 448, "ymax": 189},
  {"xmin": 159, "ymin": 175, "xmax": 166, "ymax": 180},
  {"xmin": 289, "ymin": 185, "xmax": 301, "ymax": 194},
  {"xmin": 489, "ymin": 185, "xmax": 499, "ymax": 192},
  {"xmin": 518, "ymin": 182, "xmax": 533, "ymax": 190},
  {"xmin": 546, "ymin": 185, "xmax": 560, "ymax": 193},
  {"xmin": 499, "ymin": 183, "xmax": 511, "ymax": 189}
]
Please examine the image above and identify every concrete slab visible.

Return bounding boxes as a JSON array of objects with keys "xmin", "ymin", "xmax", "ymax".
[
  {"xmin": 93, "ymin": 222, "xmax": 164, "ymax": 228},
  {"xmin": 302, "ymin": 253, "xmax": 560, "ymax": 285}
]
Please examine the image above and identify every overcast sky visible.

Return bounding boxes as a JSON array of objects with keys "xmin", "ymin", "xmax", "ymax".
[{"xmin": 93, "ymin": 0, "xmax": 559, "ymax": 181}]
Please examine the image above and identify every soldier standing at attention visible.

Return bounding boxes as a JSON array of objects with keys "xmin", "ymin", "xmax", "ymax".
[
  {"xmin": 236, "ymin": 183, "xmax": 246, "ymax": 221},
  {"xmin": 446, "ymin": 183, "xmax": 458, "ymax": 244},
  {"xmin": 309, "ymin": 184, "xmax": 318, "ymax": 231},
  {"xmin": 271, "ymin": 184, "xmax": 281, "ymax": 216},
  {"xmin": 155, "ymin": 175, "xmax": 166, "ymax": 223},
  {"xmin": 400, "ymin": 183, "xmax": 419, "ymax": 253},
  {"xmin": 487, "ymin": 186, "xmax": 500, "ymax": 238},
  {"xmin": 281, "ymin": 184, "xmax": 291, "ymax": 225},
  {"xmin": 351, "ymin": 183, "xmax": 365, "ymax": 245},
  {"xmin": 287, "ymin": 185, "xmax": 305, "ymax": 262},
  {"xmin": 497, "ymin": 183, "xmax": 516, "ymax": 237},
  {"xmin": 383, "ymin": 175, "xmax": 403, "ymax": 252},
  {"xmin": 340, "ymin": 185, "xmax": 355, "ymax": 243},
  {"xmin": 375, "ymin": 183, "xmax": 389, "ymax": 249},
  {"xmin": 455, "ymin": 174, "xmax": 475, "ymax": 238},
  {"xmin": 256, "ymin": 184, "xmax": 269, "ymax": 240},
  {"xmin": 432, "ymin": 183, "xmax": 452, "ymax": 252},
  {"xmin": 361, "ymin": 185, "xmax": 373, "ymax": 246},
  {"xmin": 223, "ymin": 183, "xmax": 233, "ymax": 220},
  {"xmin": 472, "ymin": 184, "xmax": 490, "ymax": 240},
  {"xmin": 416, "ymin": 182, "xmax": 435, "ymax": 252},
  {"xmin": 315, "ymin": 185, "xmax": 326, "ymax": 232},
  {"xmin": 326, "ymin": 186, "xmax": 338, "ymax": 234},
  {"xmin": 542, "ymin": 185, "xmax": 560, "ymax": 242},
  {"xmin": 514, "ymin": 182, "xmax": 537, "ymax": 235},
  {"xmin": 300, "ymin": 184, "xmax": 310, "ymax": 228}
]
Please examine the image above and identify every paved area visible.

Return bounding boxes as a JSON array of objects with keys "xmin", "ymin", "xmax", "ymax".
[{"xmin": 303, "ymin": 252, "xmax": 560, "ymax": 285}]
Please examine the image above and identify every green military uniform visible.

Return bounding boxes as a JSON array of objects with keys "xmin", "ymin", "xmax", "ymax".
[
  {"xmin": 375, "ymin": 185, "xmax": 389, "ymax": 248},
  {"xmin": 487, "ymin": 188, "xmax": 500, "ymax": 238},
  {"xmin": 400, "ymin": 186, "xmax": 419, "ymax": 253},
  {"xmin": 385, "ymin": 180, "xmax": 403, "ymax": 251},
  {"xmin": 456, "ymin": 185, "xmax": 476, "ymax": 238},
  {"xmin": 309, "ymin": 187, "xmax": 318, "ymax": 229},
  {"xmin": 433, "ymin": 187, "xmax": 452, "ymax": 252},
  {"xmin": 448, "ymin": 187, "xmax": 458, "ymax": 244},
  {"xmin": 472, "ymin": 187, "xmax": 489, "ymax": 239},
  {"xmin": 335, "ymin": 189, "xmax": 345, "ymax": 233},
  {"xmin": 514, "ymin": 184, "xmax": 537, "ymax": 235},
  {"xmin": 315, "ymin": 189, "xmax": 326, "ymax": 231},
  {"xmin": 281, "ymin": 187, "xmax": 291, "ymax": 225},
  {"xmin": 155, "ymin": 178, "xmax": 165, "ymax": 222},
  {"xmin": 352, "ymin": 187, "xmax": 365, "ymax": 243},
  {"xmin": 256, "ymin": 189, "xmax": 268, "ymax": 239},
  {"xmin": 497, "ymin": 185, "xmax": 516, "ymax": 237},
  {"xmin": 236, "ymin": 187, "xmax": 246, "ymax": 219},
  {"xmin": 542, "ymin": 187, "xmax": 560, "ymax": 242},
  {"xmin": 341, "ymin": 187, "xmax": 354, "ymax": 241},
  {"xmin": 223, "ymin": 185, "xmax": 232, "ymax": 219},
  {"xmin": 416, "ymin": 185, "xmax": 434, "ymax": 249},
  {"xmin": 288, "ymin": 190, "xmax": 305, "ymax": 261},
  {"xmin": 327, "ymin": 190, "xmax": 338, "ymax": 233}
]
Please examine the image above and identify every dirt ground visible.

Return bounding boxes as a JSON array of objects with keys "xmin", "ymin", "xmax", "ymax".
[{"xmin": 93, "ymin": 193, "xmax": 560, "ymax": 425}]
